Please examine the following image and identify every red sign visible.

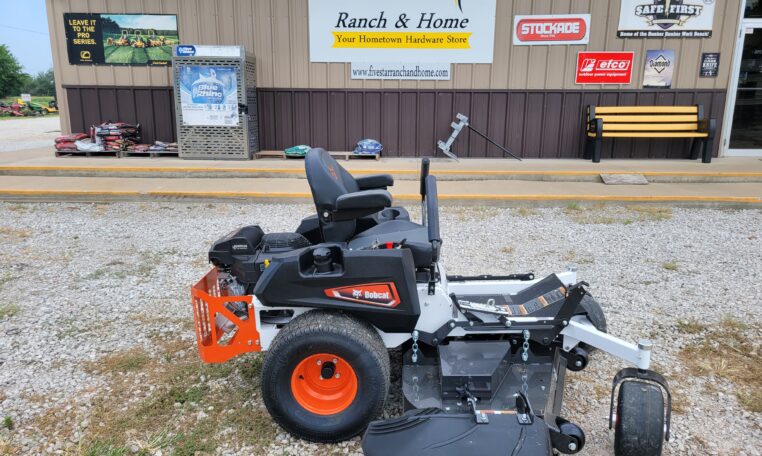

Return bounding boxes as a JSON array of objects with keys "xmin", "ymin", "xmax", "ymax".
[
  {"xmin": 324, "ymin": 282, "xmax": 401, "ymax": 308},
  {"xmin": 513, "ymin": 14, "xmax": 590, "ymax": 45},
  {"xmin": 575, "ymin": 52, "xmax": 634, "ymax": 84}
]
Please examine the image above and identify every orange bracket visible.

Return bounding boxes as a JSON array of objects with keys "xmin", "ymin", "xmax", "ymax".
[{"xmin": 191, "ymin": 268, "xmax": 261, "ymax": 363}]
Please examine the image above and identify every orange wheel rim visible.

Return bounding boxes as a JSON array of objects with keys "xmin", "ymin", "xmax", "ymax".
[{"xmin": 290, "ymin": 353, "xmax": 358, "ymax": 415}]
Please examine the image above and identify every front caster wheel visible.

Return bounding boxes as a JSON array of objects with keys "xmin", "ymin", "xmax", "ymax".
[
  {"xmin": 261, "ymin": 310, "xmax": 390, "ymax": 442},
  {"xmin": 551, "ymin": 417, "xmax": 585, "ymax": 454},
  {"xmin": 564, "ymin": 346, "xmax": 589, "ymax": 372},
  {"xmin": 614, "ymin": 381, "xmax": 665, "ymax": 456}
]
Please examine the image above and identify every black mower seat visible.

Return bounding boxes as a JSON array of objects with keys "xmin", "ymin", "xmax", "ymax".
[
  {"xmin": 305, "ymin": 148, "xmax": 409, "ymax": 242},
  {"xmin": 349, "ymin": 220, "xmax": 433, "ymax": 268}
]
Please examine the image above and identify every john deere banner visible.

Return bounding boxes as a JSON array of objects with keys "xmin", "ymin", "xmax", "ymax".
[
  {"xmin": 64, "ymin": 13, "xmax": 178, "ymax": 65},
  {"xmin": 617, "ymin": 0, "xmax": 716, "ymax": 38},
  {"xmin": 308, "ymin": 0, "xmax": 497, "ymax": 63}
]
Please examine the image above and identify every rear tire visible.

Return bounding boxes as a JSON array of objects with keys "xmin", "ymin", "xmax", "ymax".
[
  {"xmin": 261, "ymin": 310, "xmax": 390, "ymax": 442},
  {"xmin": 614, "ymin": 381, "xmax": 665, "ymax": 456}
]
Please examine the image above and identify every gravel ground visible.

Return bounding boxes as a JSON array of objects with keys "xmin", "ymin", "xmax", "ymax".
[
  {"xmin": 0, "ymin": 202, "xmax": 760, "ymax": 456},
  {"xmin": 0, "ymin": 117, "xmax": 61, "ymax": 152}
]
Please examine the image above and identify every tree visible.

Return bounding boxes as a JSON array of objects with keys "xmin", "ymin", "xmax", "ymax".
[
  {"xmin": 23, "ymin": 69, "xmax": 57, "ymax": 97},
  {"xmin": 0, "ymin": 45, "xmax": 28, "ymax": 98}
]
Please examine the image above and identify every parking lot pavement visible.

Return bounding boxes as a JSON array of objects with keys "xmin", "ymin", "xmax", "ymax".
[
  {"xmin": 0, "ymin": 201, "xmax": 760, "ymax": 455},
  {"xmin": 0, "ymin": 116, "xmax": 61, "ymax": 152}
]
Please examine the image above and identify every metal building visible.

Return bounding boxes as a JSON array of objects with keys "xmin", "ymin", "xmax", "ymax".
[{"xmin": 46, "ymin": 0, "xmax": 761, "ymax": 159}]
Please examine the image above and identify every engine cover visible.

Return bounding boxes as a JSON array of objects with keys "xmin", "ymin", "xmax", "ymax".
[{"xmin": 208, "ymin": 226, "xmax": 311, "ymax": 288}]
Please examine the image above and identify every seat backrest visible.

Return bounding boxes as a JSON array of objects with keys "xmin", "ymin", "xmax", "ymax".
[
  {"xmin": 305, "ymin": 148, "xmax": 360, "ymax": 242},
  {"xmin": 305, "ymin": 148, "xmax": 358, "ymax": 209}
]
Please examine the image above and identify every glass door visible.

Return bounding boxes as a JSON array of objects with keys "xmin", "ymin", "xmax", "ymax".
[
  {"xmin": 728, "ymin": 28, "xmax": 762, "ymax": 153},
  {"xmin": 726, "ymin": 3, "xmax": 762, "ymax": 156}
]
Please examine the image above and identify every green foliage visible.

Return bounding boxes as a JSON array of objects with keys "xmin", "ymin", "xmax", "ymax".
[
  {"xmin": 2, "ymin": 416, "xmax": 13, "ymax": 430},
  {"xmin": 22, "ymin": 69, "xmax": 56, "ymax": 97},
  {"xmin": 0, "ymin": 45, "xmax": 29, "ymax": 98}
]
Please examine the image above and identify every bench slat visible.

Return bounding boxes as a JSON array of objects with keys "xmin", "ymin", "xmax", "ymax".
[
  {"xmin": 588, "ymin": 132, "xmax": 709, "ymax": 138},
  {"xmin": 595, "ymin": 115, "xmax": 698, "ymax": 122},
  {"xmin": 602, "ymin": 123, "xmax": 699, "ymax": 131},
  {"xmin": 593, "ymin": 106, "xmax": 698, "ymax": 114}
]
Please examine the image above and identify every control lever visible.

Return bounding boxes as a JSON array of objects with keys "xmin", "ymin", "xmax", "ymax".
[
  {"xmin": 420, "ymin": 158, "xmax": 430, "ymax": 226},
  {"xmin": 515, "ymin": 391, "xmax": 534, "ymax": 425},
  {"xmin": 456, "ymin": 385, "xmax": 489, "ymax": 424}
]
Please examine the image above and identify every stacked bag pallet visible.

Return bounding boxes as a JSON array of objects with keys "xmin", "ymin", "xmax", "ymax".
[
  {"xmin": 54, "ymin": 133, "xmax": 89, "ymax": 154},
  {"xmin": 93, "ymin": 122, "xmax": 141, "ymax": 153},
  {"xmin": 54, "ymin": 121, "xmax": 184, "ymax": 158}
]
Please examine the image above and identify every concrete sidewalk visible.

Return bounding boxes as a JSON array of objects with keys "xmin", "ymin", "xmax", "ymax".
[
  {"xmin": 0, "ymin": 147, "xmax": 760, "ymax": 205},
  {"xmin": 2, "ymin": 147, "xmax": 762, "ymax": 182}
]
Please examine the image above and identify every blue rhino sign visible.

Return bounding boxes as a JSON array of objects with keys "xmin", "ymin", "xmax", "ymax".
[{"xmin": 178, "ymin": 65, "xmax": 239, "ymax": 126}]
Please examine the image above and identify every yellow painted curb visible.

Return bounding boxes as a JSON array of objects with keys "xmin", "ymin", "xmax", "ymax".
[
  {"xmin": 0, "ymin": 189, "xmax": 141, "ymax": 196},
  {"xmin": 1, "ymin": 189, "xmax": 758, "ymax": 204},
  {"xmin": 2, "ymin": 165, "xmax": 762, "ymax": 178}
]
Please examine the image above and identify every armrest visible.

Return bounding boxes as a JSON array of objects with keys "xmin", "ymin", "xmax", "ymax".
[
  {"xmin": 355, "ymin": 174, "xmax": 394, "ymax": 190},
  {"xmin": 333, "ymin": 190, "xmax": 392, "ymax": 221}
]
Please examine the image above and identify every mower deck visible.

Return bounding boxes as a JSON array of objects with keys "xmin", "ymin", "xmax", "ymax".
[
  {"xmin": 401, "ymin": 344, "xmax": 566, "ymax": 415},
  {"xmin": 363, "ymin": 408, "xmax": 555, "ymax": 456}
]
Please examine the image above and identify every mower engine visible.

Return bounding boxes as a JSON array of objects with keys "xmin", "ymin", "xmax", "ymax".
[
  {"xmin": 208, "ymin": 225, "xmax": 310, "ymax": 291},
  {"xmin": 207, "ymin": 226, "xmax": 311, "ymax": 332}
]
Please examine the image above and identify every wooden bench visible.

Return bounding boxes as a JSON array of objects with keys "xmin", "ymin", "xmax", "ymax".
[{"xmin": 585, "ymin": 105, "xmax": 716, "ymax": 163}]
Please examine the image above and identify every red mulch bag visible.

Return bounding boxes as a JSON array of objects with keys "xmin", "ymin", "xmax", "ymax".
[{"xmin": 55, "ymin": 133, "xmax": 89, "ymax": 144}]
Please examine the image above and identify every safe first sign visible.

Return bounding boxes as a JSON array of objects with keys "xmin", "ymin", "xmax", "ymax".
[
  {"xmin": 513, "ymin": 14, "xmax": 590, "ymax": 45},
  {"xmin": 575, "ymin": 52, "xmax": 634, "ymax": 84}
]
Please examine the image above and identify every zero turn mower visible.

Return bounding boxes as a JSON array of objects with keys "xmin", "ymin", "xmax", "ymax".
[{"xmin": 190, "ymin": 148, "xmax": 671, "ymax": 455}]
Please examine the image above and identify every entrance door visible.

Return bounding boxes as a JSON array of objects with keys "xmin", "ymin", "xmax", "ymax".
[{"xmin": 726, "ymin": 6, "xmax": 762, "ymax": 156}]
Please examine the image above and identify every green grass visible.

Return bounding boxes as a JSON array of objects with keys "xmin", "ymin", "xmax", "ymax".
[
  {"xmin": 146, "ymin": 46, "xmax": 172, "ymax": 61},
  {"xmin": 85, "ymin": 348, "xmax": 150, "ymax": 374},
  {"xmin": 60, "ymin": 340, "xmax": 276, "ymax": 455},
  {"xmin": 679, "ymin": 319, "xmax": 762, "ymax": 413},
  {"xmin": 105, "ymin": 47, "xmax": 138, "ymax": 64},
  {"xmin": 677, "ymin": 318, "xmax": 706, "ymax": 334},
  {"xmin": 102, "ymin": 31, "xmax": 176, "ymax": 64},
  {"xmin": 79, "ymin": 441, "xmax": 130, "ymax": 456},
  {"xmin": 2, "ymin": 416, "xmax": 13, "ymax": 430},
  {"xmin": 0, "ymin": 303, "xmax": 20, "ymax": 320},
  {"xmin": 1, "ymin": 96, "xmax": 55, "ymax": 104}
]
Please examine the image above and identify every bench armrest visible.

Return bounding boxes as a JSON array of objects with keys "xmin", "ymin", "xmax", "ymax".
[
  {"xmin": 698, "ymin": 118, "xmax": 717, "ymax": 138},
  {"xmin": 355, "ymin": 174, "xmax": 394, "ymax": 190}
]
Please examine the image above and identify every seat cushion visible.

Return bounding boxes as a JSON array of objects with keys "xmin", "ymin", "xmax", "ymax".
[{"xmin": 349, "ymin": 220, "xmax": 433, "ymax": 268}]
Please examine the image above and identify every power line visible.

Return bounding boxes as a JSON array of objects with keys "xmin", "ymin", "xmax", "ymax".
[{"xmin": 0, "ymin": 24, "xmax": 49, "ymax": 36}]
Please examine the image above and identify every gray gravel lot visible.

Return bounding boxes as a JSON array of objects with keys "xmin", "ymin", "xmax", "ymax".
[
  {"xmin": 0, "ymin": 202, "xmax": 760, "ymax": 455},
  {"xmin": 0, "ymin": 117, "xmax": 60, "ymax": 152}
]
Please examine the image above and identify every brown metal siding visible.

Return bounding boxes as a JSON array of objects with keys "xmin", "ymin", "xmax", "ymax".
[
  {"xmin": 257, "ymin": 88, "xmax": 726, "ymax": 159},
  {"xmin": 64, "ymin": 86, "xmax": 176, "ymax": 145}
]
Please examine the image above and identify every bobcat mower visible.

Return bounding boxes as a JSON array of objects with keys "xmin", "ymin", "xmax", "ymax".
[{"xmin": 190, "ymin": 148, "xmax": 671, "ymax": 455}]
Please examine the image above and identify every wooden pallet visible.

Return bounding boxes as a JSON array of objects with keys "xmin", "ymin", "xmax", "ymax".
[
  {"xmin": 54, "ymin": 150, "xmax": 119, "ymax": 158},
  {"xmin": 253, "ymin": 150, "xmax": 380, "ymax": 161},
  {"xmin": 121, "ymin": 150, "xmax": 179, "ymax": 158}
]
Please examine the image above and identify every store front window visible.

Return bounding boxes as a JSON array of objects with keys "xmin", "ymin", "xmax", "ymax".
[
  {"xmin": 728, "ymin": 28, "xmax": 762, "ymax": 150},
  {"xmin": 746, "ymin": 0, "xmax": 762, "ymax": 18}
]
